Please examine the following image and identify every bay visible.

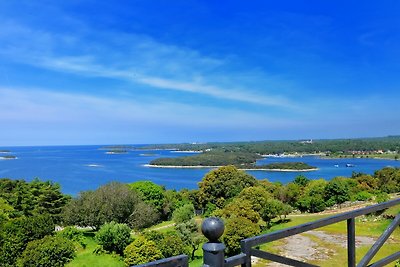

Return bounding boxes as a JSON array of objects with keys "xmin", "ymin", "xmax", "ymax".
[{"xmin": 1, "ymin": 145, "xmax": 399, "ymax": 196}]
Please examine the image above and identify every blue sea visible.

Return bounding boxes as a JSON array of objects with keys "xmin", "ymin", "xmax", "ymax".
[{"xmin": 1, "ymin": 145, "xmax": 399, "ymax": 196}]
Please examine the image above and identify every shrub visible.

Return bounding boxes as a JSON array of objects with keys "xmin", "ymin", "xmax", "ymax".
[
  {"xmin": 17, "ymin": 236, "xmax": 75, "ymax": 267},
  {"xmin": 223, "ymin": 216, "xmax": 260, "ymax": 256},
  {"xmin": 56, "ymin": 226, "xmax": 86, "ymax": 248},
  {"xmin": 354, "ymin": 191, "xmax": 373, "ymax": 201},
  {"xmin": 172, "ymin": 204, "xmax": 195, "ymax": 224},
  {"xmin": 0, "ymin": 214, "xmax": 54, "ymax": 266},
  {"xmin": 124, "ymin": 236, "xmax": 163, "ymax": 266},
  {"xmin": 95, "ymin": 222, "xmax": 132, "ymax": 255}
]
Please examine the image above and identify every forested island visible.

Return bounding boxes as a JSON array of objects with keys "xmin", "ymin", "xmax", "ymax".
[{"xmin": 147, "ymin": 136, "xmax": 400, "ymax": 168}]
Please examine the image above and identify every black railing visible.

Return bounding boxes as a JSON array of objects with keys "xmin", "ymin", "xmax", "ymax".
[{"xmin": 133, "ymin": 198, "xmax": 400, "ymax": 267}]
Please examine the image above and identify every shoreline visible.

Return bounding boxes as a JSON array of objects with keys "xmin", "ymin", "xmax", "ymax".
[{"xmin": 144, "ymin": 164, "xmax": 318, "ymax": 172}]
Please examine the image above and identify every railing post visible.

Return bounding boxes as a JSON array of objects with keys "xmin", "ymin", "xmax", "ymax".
[
  {"xmin": 240, "ymin": 239, "xmax": 251, "ymax": 267},
  {"xmin": 201, "ymin": 217, "xmax": 225, "ymax": 267},
  {"xmin": 347, "ymin": 218, "xmax": 356, "ymax": 267}
]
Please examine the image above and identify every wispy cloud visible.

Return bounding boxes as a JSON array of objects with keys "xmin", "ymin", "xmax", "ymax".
[{"xmin": 0, "ymin": 20, "xmax": 297, "ymax": 109}]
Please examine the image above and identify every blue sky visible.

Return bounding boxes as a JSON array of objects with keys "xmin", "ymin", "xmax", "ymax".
[{"xmin": 1, "ymin": 1, "xmax": 399, "ymax": 146}]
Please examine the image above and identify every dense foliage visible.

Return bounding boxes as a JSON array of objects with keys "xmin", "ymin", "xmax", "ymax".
[
  {"xmin": 198, "ymin": 165, "xmax": 258, "ymax": 208},
  {"xmin": 0, "ymin": 178, "xmax": 69, "ymax": 222},
  {"xmin": 1, "ymin": 162, "xmax": 399, "ymax": 266},
  {"xmin": 262, "ymin": 162, "xmax": 316, "ymax": 170},
  {"xmin": 62, "ymin": 182, "xmax": 158, "ymax": 229},
  {"xmin": 17, "ymin": 236, "xmax": 75, "ymax": 267},
  {"xmin": 95, "ymin": 222, "xmax": 132, "ymax": 255},
  {"xmin": 142, "ymin": 136, "xmax": 400, "ymax": 154},
  {"xmin": 0, "ymin": 214, "xmax": 55, "ymax": 266},
  {"xmin": 124, "ymin": 236, "xmax": 163, "ymax": 266}
]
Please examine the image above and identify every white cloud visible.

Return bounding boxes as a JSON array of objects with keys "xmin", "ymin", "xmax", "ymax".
[{"xmin": 0, "ymin": 20, "xmax": 297, "ymax": 110}]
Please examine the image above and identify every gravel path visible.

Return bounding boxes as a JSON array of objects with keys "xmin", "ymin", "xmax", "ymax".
[{"xmin": 265, "ymin": 231, "xmax": 376, "ymax": 267}]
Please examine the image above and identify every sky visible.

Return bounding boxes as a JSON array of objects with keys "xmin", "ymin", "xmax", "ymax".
[{"xmin": 1, "ymin": 1, "xmax": 400, "ymax": 146}]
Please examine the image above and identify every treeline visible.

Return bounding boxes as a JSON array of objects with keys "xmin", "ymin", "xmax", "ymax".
[
  {"xmin": 142, "ymin": 136, "xmax": 400, "ymax": 154},
  {"xmin": 1, "ymin": 166, "xmax": 399, "ymax": 266}
]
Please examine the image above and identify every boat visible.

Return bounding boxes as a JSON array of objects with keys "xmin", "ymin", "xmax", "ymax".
[
  {"xmin": 334, "ymin": 164, "xmax": 339, "ymax": 168},
  {"xmin": 346, "ymin": 164, "xmax": 355, "ymax": 167}
]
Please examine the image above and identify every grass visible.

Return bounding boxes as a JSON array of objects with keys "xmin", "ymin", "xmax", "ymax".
[{"xmin": 66, "ymin": 232, "xmax": 124, "ymax": 267}]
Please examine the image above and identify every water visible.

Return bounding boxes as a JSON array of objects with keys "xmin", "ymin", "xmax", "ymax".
[{"xmin": 1, "ymin": 145, "xmax": 399, "ymax": 196}]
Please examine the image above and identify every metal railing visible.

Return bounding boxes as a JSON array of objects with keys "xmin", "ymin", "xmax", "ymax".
[{"xmin": 134, "ymin": 198, "xmax": 400, "ymax": 267}]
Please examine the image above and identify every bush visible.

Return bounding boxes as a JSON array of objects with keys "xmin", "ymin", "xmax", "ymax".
[
  {"xmin": 172, "ymin": 204, "xmax": 195, "ymax": 224},
  {"xmin": 354, "ymin": 191, "xmax": 373, "ymax": 201},
  {"xmin": 17, "ymin": 236, "xmax": 75, "ymax": 267},
  {"xmin": 124, "ymin": 236, "xmax": 163, "ymax": 266},
  {"xmin": 223, "ymin": 216, "xmax": 260, "ymax": 256},
  {"xmin": 95, "ymin": 222, "xmax": 132, "ymax": 255},
  {"xmin": 56, "ymin": 226, "xmax": 86, "ymax": 248},
  {"xmin": 0, "ymin": 214, "xmax": 54, "ymax": 266}
]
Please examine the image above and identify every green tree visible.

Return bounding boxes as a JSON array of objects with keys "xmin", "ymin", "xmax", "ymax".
[
  {"xmin": 213, "ymin": 198, "xmax": 260, "ymax": 224},
  {"xmin": 260, "ymin": 199, "xmax": 287, "ymax": 227},
  {"xmin": 223, "ymin": 216, "xmax": 260, "ymax": 256},
  {"xmin": 0, "ymin": 178, "xmax": 69, "ymax": 222},
  {"xmin": 95, "ymin": 222, "xmax": 132, "ymax": 255},
  {"xmin": 198, "ymin": 166, "xmax": 257, "ymax": 208},
  {"xmin": 128, "ymin": 201, "xmax": 160, "ymax": 229},
  {"xmin": 172, "ymin": 204, "xmax": 195, "ymax": 224},
  {"xmin": 325, "ymin": 177, "xmax": 350, "ymax": 205},
  {"xmin": 374, "ymin": 167, "xmax": 400, "ymax": 193},
  {"xmin": 62, "ymin": 182, "xmax": 158, "ymax": 230},
  {"xmin": 130, "ymin": 181, "xmax": 165, "ymax": 213},
  {"xmin": 124, "ymin": 236, "xmax": 163, "ymax": 266},
  {"xmin": 17, "ymin": 236, "xmax": 75, "ymax": 267},
  {"xmin": 175, "ymin": 219, "xmax": 205, "ymax": 260},
  {"xmin": 293, "ymin": 175, "xmax": 310, "ymax": 187}
]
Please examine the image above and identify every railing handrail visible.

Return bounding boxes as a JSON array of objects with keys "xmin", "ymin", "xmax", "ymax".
[
  {"xmin": 134, "ymin": 197, "xmax": 400, "ymax": 267},
  {"xmin": 242, "ymin": 197, "xmax": 400, "ymax": 247}
]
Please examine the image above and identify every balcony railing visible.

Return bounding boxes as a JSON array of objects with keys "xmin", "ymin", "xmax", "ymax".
[{"xmin": 133, "ymin": 197, "xmax": 400, "ymax": 267}]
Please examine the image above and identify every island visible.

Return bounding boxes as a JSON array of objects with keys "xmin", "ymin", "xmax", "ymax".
[
  {"xmin": 0, "ymin": 155, "xmax": 17, "ymax": 160},
  {"xmin": 148, "ymin": 150, "xmax": 317, "ymax": 171}
]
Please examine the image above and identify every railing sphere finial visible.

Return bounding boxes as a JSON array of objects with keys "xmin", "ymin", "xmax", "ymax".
[{"xmin": 201, "ymin": 217, "xmax": 224, "ymax": 242}]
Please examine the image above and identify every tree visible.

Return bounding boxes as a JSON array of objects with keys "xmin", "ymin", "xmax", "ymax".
[
  {"xmin": 198, "ymin": 166, "xmax": 258, "ymax": 208},
  {"xmin": 95, "ymin": 222, "xmax": 132, "ymax": 255},
  {"xmin": 293, "ymin": 175, "xmax": 310, "ymax": 187},
  {"xmin": 17, "ymin": 236, "xmax": 75, "ymax": 267},
  {"xmin": 260, "ymin": 199, "xmax": 287, "ymax": 227},
  {"xmin": 62, "ymin": 182, "xmax": 158, "ymax": 230},
  {"xmin": 223, "ymin": 216, "xmax": 260, "ymax": 256},
  {"xmin": 128, "ymin": 201, "xmax": 160, "ymax": 229},
  {"xmin": 172, "ymin": 204, "xmax": 195, "ymax": 224},
  {"xmin": 175, "ymin": 219, "xmax": 205, "ymax": 260},
  {"xmin": 374, "ymin": 167, "xmax": 400, "ymax": 193},
  {"xmin": 238, "ymin": 186, "xmax": 272, "ymax": 213},
  {"xmin": 0, "ymin": 178, "xmax": 69, "ymax": 222},
  {"xmin": 213, "ymin": 198, "xmax": 260, "ymax": 224},
  {"xmin": 325, "ymin": 177, "xmax": 350, "ymax": 205},
  {"xmin": 296, "ymin": 179, "xmax": 328, "ymax": 213},
  {"xmin": 124, "ymin": 236, "xmax": 163, "ymax": 266},
  {"xmin": 130, "ymin": 181, "xmax": 165, "ymax": 213}
]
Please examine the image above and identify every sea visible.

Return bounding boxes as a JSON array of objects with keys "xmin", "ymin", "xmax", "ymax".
[{"xmin": 1, "ymin": 145, "xmax": 400, "ymax": 196}]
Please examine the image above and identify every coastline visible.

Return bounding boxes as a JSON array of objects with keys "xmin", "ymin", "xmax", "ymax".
[{"xmin": 144, "ymin": 164, "xmax": 318, "ymax": 172}]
